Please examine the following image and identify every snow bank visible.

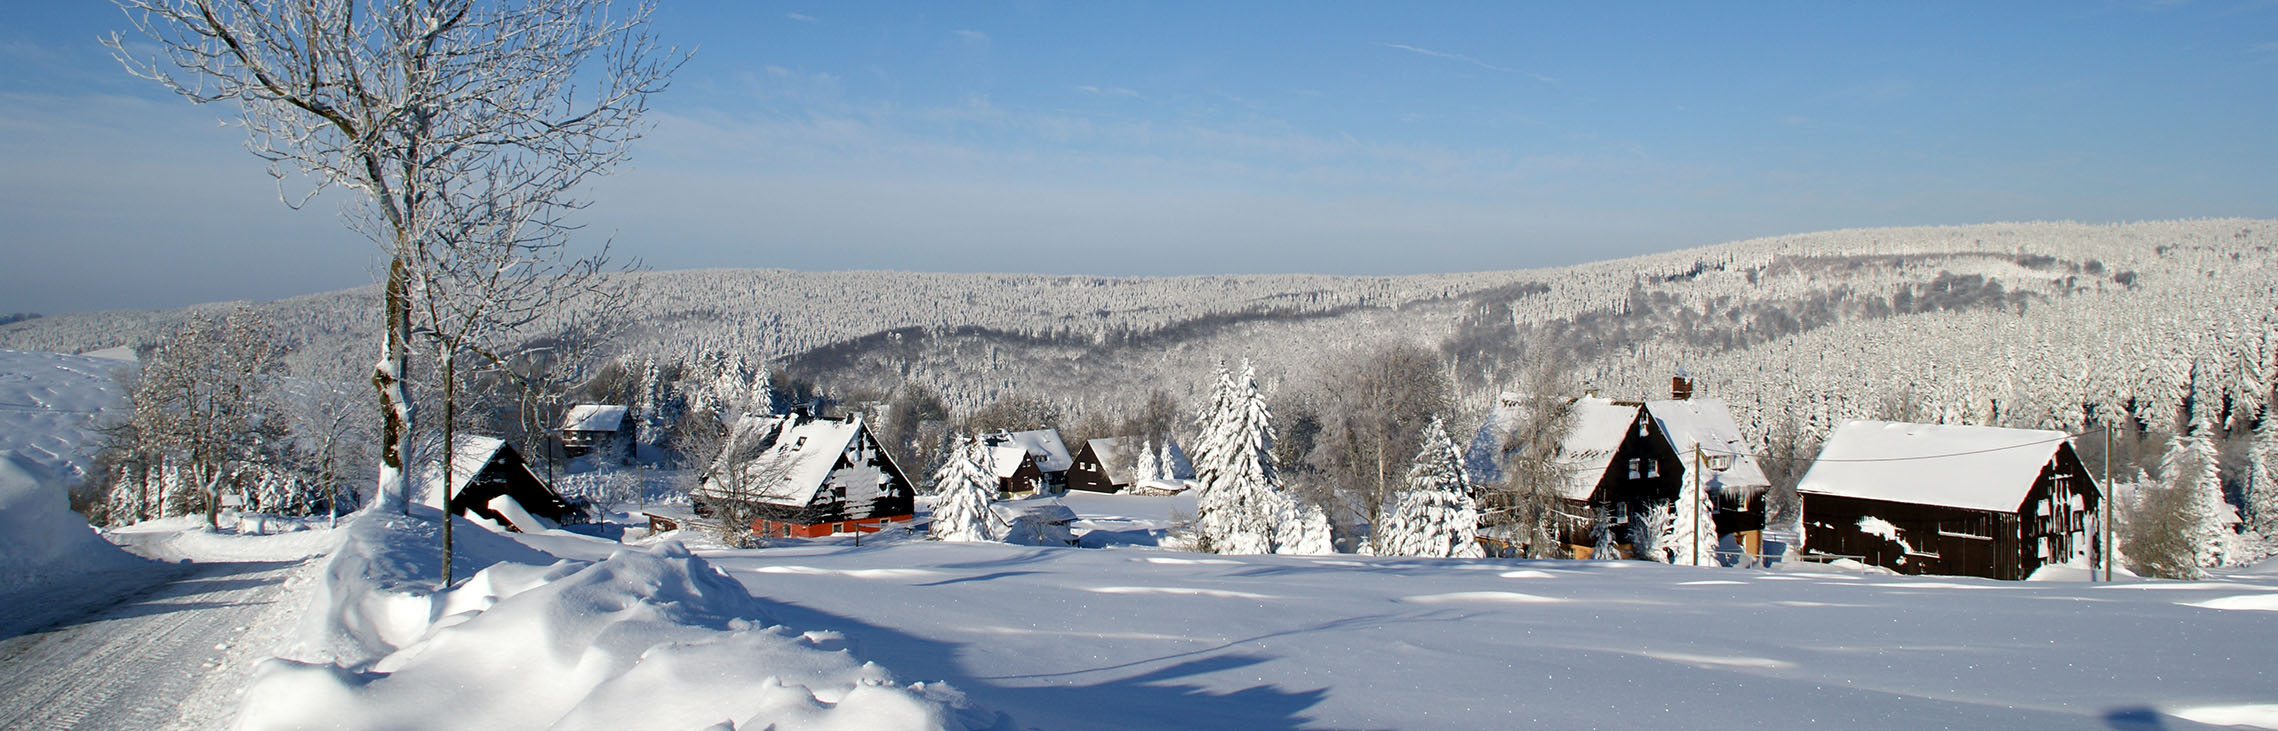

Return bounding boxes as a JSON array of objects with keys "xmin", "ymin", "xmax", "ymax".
[
  {"xmin": 0, "ymin": 455, "xmax": 141, "ymax": 591},
  {"xmin": 244, "ymin": 510, "xmax": 988, "ymax": 730}
]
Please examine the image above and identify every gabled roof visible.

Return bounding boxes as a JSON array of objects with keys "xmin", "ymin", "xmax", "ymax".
[
  {"xmin": 561, "ymin": 404, "xmax": 628, "ymax": 433},
  {"xmin": 1084, "ymin": 437, "xmax": 1143, "ymax": 485},
  {"xmin": 443, "ymin": 434, "xmax": 511, "ymax": 498},
  {"xmin": 990, "ymin": 429, "xmax": 1074, "ymax": 473},
  {"xmin": 1551, "ymin": 397, "xmax": 1646, "ymax": 501},
  {"xmin": 699, "ymin": 414, "xmax": 867, "ymax": 508},
  {"xmin": 987, "ymin": 445, "xmax": 1035, "ymax": 479},
  {"xmin": 1797, "ymin": 420, "xmax": 2080, "ymax": 513},
  {"xmin": 1645, "ymin": 398, "xmax": 1772, "ymax": 496}
]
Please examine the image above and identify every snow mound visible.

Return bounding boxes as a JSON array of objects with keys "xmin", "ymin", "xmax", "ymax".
[
  {"xmin": 2181, "ymin": 593, "xmax": 2278, "ymax": 612},
  {"xmin": 244, "ymin": 514, "xmax": 988, "ymax": 730},
  {"xmin": 0, "ymin": 454, "xmax": 141, "ymax": 591}
]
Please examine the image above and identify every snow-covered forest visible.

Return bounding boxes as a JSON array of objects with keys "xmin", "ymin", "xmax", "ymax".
[{"xmin": 11, "ymin": 219, "xmax": 2274, "ymax": 461}]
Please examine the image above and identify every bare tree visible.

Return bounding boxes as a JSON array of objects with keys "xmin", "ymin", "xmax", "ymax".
[
  {"xmin": 1312, "ymin": 342, "xmax": 1454, "ymax": 531},
  {"xmin": 1477, "ymin": 363, "xmax": 1583, "ymax": 558},
  {"xmin": 109, "ymin": 0, "xmax": 683, "ymax": 525},
  {"xmin": 111, "ymin": 308, "xmax": 287, "ymax": 529}
]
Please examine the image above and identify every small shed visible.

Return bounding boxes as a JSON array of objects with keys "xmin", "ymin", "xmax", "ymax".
[
  {"xmin": 1797, "ymin": 420, "xmax": 2101, "ymax": 580},
  {"xmin": 560, "ymin": 404, "xmax": 633, "ymax": 463},
  {"xmin": 442, "ymin": 436, "xmax": 582, "ymax": 532},
  {"xmin": 1069, "ymin": 436, "xmax": 1194, "ymax": 493},
  {"xmin": 990, "ymin": 501, "xmax": 1080, "ymax": 546}
]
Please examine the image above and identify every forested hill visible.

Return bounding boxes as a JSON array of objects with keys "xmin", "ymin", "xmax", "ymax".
[{"xmin": 6, "ymin": 219, "xmax": 2275, "ymax": 460}]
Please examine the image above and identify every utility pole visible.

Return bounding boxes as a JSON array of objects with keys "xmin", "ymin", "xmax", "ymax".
[
  {"xmin": 1693, "ymin": 443, "xmax": 1703, "ymax": 567},
  {"xmin": 2104, "ymin": 423, "xmax": 2114, "ymax": 583}
]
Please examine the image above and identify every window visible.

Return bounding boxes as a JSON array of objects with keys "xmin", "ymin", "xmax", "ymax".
[
  {"xmin": 1647, "ymin": 460, "xmax": 1660, "ymax": 478},
  {"xmin": 792, "ymin": 436, "xmax": 808, "ymax": 450},
  {"xmin": 1627, "ymin": 458, "xmax": 1641, "ymax": 480}
]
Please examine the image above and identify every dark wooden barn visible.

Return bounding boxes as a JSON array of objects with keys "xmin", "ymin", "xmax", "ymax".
[
  {"xmin": 1068, "ymin": 437, "xmax": 1139, "ymax": 493},
  {"xmin": 444, "ymin": 436, "xmax": 583, "ymax": 532},
  {"xmin": 1797, "ymin": 420, "xmax": 2102, "ymax": 580},
  {"xmin": 559, "ymin": 404, "xmax": 633, "ymax": 463},
  {"xmin": 987, "ymin": 445, "xmax": 1046, "ymax": 498},
  {"xmin": 692, "ymin": 413, "xmax": 916, "ymax": 539}
]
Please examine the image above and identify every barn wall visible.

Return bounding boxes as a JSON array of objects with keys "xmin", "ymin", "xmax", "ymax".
[{"xmin": 1801, "ymin": 493, "xmax": 2028, "ymax": 579}]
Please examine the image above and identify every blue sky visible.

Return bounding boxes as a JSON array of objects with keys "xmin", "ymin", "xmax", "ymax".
[{"xmin": 3, "ymin": 2, "xmax": 2274, "ymax": 314}]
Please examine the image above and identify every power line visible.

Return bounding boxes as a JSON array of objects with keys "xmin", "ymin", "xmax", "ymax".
[{"xmin": 1699, "ymin": 427, "xmax": 2096, "ymax": 464}]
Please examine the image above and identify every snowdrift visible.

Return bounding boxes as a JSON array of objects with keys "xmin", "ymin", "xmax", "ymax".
[
  {"xmin": 0, "ymin": 455, "xmax": 141, "ymax": 592},
  {"xmin": 243, "ymin": 510, "xmax": 991, "ymax": 730}
]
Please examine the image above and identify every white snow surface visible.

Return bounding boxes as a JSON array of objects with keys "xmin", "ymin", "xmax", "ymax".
[
  {"xmin": 1799, "ymin": 420, "xmax": 2077, "ymax": 512},
  {"xmin": 0, "ymin": 349, "xmax": 142, "ymax": 590},
  {"xmin": 239, "ymin": 508, "xmax": 991, "ymax": 730}
]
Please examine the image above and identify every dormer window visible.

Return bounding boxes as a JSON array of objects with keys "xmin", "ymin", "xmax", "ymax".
[{"xmin": 792, "ymin": 436, "xmax": 808, "ymax": 450}]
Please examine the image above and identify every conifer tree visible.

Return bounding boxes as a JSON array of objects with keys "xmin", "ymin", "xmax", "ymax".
[
  {"xmin": 930, "ymin": 436, "xmax": 998, "ymax": 543},
  {"xmin": 1662, "ymin": 465, "xmax": 1720, "ymax": 566},
  {"xmin": 1194, "ymin": 361, "xmax": 1282, "ymax": 554},
  {"xmin": 2245, "ymin": 409, "xmax": 2278, "ymax": 545},
  {"xmin": 1272, "ymin": 497, "xmax": 1337, "ymax": 555},
  {"xmin": 1373, "ymin": 417, "xmax": 1483, "ymax": 558},
  {"xmin": 2164, "ymin": 407, "xmax": 2231, "ymax": 569}
]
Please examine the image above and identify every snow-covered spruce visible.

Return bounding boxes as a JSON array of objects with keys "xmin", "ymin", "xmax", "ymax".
[
  {"xmin": 1661, "ymin": 463, "xmax": 1720, "ymax": 566},
  {"xmin": 1373, "ymin": 417, "xmax": 1483, "ymax": 558},
  {"xmin": 1191, "ymin": 360, "xmax": 1289, "ymax": 555},
  {"xmin": 928, "ymin": 436, "xmax": 999, "ymax": 543}
]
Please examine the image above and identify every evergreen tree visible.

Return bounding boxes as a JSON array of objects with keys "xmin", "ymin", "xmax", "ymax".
[
  {"xmin": 1373, "ymin": 417, "xmax": 1483, "ymax": 558},
  {"xmin": 1272, "ymin": 497, "xmax": 1337, "ymax": 555},
  {"xmin": 1194, "ymin": 361, "xmax": 1282, "ymax": 554},
  {"xmin": 1589, "ymin": 506, "xmax": 1623, "ymax": 560},
  {"xmin": 1135, "ymin": 439, "xmax": 1163, "ymax": 484},
  {"xmin": 2245, "ymin": 409, "xmax": 2278, "ymax": 545},
  {"xmin": 2162, "ymin": 407, "xmax": 2232, "ymax": 569},
  {"xmin": 1662, "ymin": 465, "xmax": 1720, "ymax": 566},
  {"xmin": 929, "ymin": 436, "xmax": 999, "ymax": 543},
  {"xmin": 1631, "ymin": 502, "xmax": 1672, "ymax": 563}
]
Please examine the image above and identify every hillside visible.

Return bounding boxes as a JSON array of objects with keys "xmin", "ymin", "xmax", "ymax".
[{"xmin": 5, "ymin": 219, "xmax": 2274, "ymax": 453}]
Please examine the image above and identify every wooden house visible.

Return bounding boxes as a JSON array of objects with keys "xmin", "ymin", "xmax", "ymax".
[
  {"xmin": 983, "ymin": 429, "xmax": 1074, "ymax": 493},
  {"xmin": 691, "ymin": 412, "xmax": 916, "ymax": 539},
  {"xmin": 987, "ymin": 445, "xmax": 1046, "ymax": 497},
  {"xmin": 1069, "ymin": 436, "xmax": 1195, "ymax": 494},
  {"xmin": 1466, "ymin": 391, "xmax": 1771, "ymax": 557},
  {"xmin": 1797, "ymin": 421, "xmax": 2101, "ymax": 580},
  {"xmin": 442, "ymin": 436, "xmax": 583, "ymax": 532},
  {"xmin": 560, "ymin": 404, "xmax": 633, "ymax": 463}
]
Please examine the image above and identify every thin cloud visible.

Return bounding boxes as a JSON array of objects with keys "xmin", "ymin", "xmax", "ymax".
[
  {"xmin": 785, "ymin": 12, "xmax": 817, "ymax": 23},
  {"xmin": 951, "ymin": 29, "xmax": 992, "ymax": 45},
  {"xmin": 1375, "ymin": 42, "xmax": 1558, "ymax": 84},
  {"xmin": 1075, "ymin": 85, "xmax": 1141, "ymax": 98}
]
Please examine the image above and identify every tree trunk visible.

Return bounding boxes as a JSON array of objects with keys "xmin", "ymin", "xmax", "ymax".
[
  {"xmin": 375, "ymin": 255, "xmax": 416, "ymax": 514},
  {"xmin": 440, "ymin": 347, "xmax": 457, "ymax": 588}
]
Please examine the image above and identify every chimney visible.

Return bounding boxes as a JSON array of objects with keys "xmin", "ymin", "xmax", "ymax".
[{"xmin": 1671, "ymin": 375, "xmax": 1695, "ymax": 400}]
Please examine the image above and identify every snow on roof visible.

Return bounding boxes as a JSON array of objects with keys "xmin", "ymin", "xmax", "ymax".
[
  {"xmin": 990, "ymin": 501, "xmax": 1078, "ymax": 524},
  {"xmin": 561, "ymin": 404, "xmax": 628, "ymax": 433},
  {"xmin": 1085, "ymin": 437, "xmax": 1141, "ymax": 484},
  {"xmin": 1645, "ymin": 398, "xmax": 1772, "ymax": 496},
  {"xmin": 995, "ymin": 429, "xmax": 1073, "ymax": 473},
  {"xmin": 445, "ymin": 435, "xmax": 510, "ymax": 498},
  {"xmin": 701, "ymin": 414, "xmax": 869, "ymax": 507},
  {"xmin": 987, "ymin": 445, "xmax": 1033, "ymax": 479},
  {"xmin": 1797, "ymin": 420, "xmax": 2078, "ymax": 513},
  {"xmin": 1552, "ymin": 398, "xmax": 1645, "ymax": 501}
]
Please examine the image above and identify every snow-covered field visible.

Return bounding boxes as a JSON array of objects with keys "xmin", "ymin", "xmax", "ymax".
[{"xmin": 255, "ymin": 494, "xmax": 2268, "ymax": 730}]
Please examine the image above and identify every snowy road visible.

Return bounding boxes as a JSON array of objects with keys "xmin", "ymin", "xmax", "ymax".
[{"xmin": 0, "ymin": 546, "xmax": 312, "ymax": 730}]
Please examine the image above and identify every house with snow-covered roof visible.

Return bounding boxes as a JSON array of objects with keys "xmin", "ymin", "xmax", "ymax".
[
  {"xmin": 693, "ymin": 412, "xmax": 915, "ymax": 539},
  {"xmin": 1066, "ymin": 436, "xmax": 1192, "ymax": 494},
  {"xmin": 983, "ymin": 428, "xmax": 1073, "ymax": 493},
  {"xmin": 985, "ymin": 444, "xmax": 1045, "ymax": 497},
  {"xmin": 1468, "ymin": 385, "xmax": 1775, "ymax": 557},
  {"xmin": 1797, "ymin": 420, "xmax": 2101, "ymax": 580},
  {"xmin": 559, "ymin": 404, "xmax": 632, "ymax": 463},
  {"xmin": 436, "ymin": 435, "xmax": 584, "ymax": 533}
]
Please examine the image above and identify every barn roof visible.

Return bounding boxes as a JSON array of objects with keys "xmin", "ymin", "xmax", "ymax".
[
  {"xmin": 442, "ymin": 434, "xmax": 510, "ymax": 498},
  {"xmin": 1645, "ymin": 398, "xmax": 1772, "ymax": 496},
  {"xmin": 1797, "ymin": 420, "xmax": 2077, "ymax": 513},
  {"xmin": 561, "ymin": 404, "xmax": 628, "ymax": 433},
  {"xmin": 699, "ymin": 414, "xmax": 867, "ymax": 508}
]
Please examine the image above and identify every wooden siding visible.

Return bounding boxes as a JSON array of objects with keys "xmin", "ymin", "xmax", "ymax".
[
  {"xmin": 1066, "ymin": 441, "xmax": 1123, "ymax": 493},
  {"xmin": 1801, "ymin": 444, "xmax": 2099, "ymax": 580}
]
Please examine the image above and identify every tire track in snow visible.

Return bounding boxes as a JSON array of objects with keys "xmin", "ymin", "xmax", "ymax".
[{"xmin": 0, "ymin": 558, "xmax": 304, "ymax": 730}]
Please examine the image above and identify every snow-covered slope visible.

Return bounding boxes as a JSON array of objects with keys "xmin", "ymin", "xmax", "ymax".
[{"xmin": 0, "ymin": 349, "xmax": 141, "ymax": 590}]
